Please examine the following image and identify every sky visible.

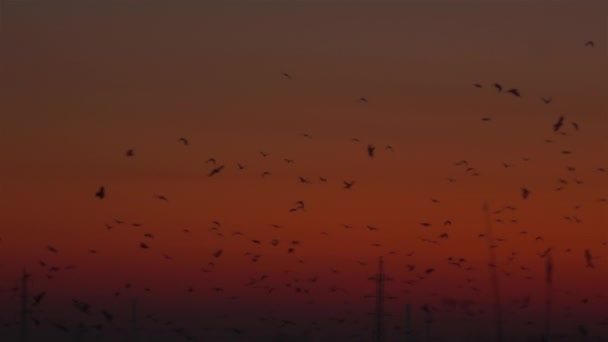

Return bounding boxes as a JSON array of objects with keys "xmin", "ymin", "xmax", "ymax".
[{"xmin": 0, "ymin": 0, "xmax": 607, "ymax": 340}]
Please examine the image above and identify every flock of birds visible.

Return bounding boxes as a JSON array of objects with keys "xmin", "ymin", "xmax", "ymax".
[{"xmin": 1, "ymin": 38, "xmax": 606, "ymax": 341}]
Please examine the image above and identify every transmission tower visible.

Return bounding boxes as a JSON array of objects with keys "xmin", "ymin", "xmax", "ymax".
[
  {"xmin": 405, "ymin": 303, "xmax": 413, "ymax": 342},
  {"xmin": 130, "ymin": 298, "xmax": 138, "ymax": 342},
  {"xmin": 19, "ymin": 269, "xmax": 30, "ymax": 342},
  {"xmin": 366, "ymin": 256, "xmax": 394, "ymax": 342}
]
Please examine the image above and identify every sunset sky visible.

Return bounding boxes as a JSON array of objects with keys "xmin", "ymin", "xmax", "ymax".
[{"xmin": 0, "ymin": 0, "xmax": 607, "ymax": 340}]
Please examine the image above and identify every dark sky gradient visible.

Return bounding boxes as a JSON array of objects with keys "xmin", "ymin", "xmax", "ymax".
[{"xmin": 1, "ymin": 0, "xmax": 607, "ymax": 340}]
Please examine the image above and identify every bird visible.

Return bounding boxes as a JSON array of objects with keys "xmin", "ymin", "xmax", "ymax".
[
  {"xmin": 480, "ymin": 117, "xmax": 492, "ymax": 122},
  {"xmin": 473, "ymin": 83, "xmax": 482, "ymax": 88},
  {"xmin": 125, "ymin": 149, "xmax": 134, "ymax": 157},
  {"xmin": 32, "ymin": 292, "xmax": 46, "ymax": 306},
  {"xmin": 521, "ymin": 187, "xmax": 530, "ymax": 199},
  {"xmin": 385, "ymin": 145, "xmax": 394, "ymax": 151},
  {"xmin": 493, "ymin": 83, "xmax": 503, "ymax": 92},
  {"xmin": 571, "ymin": 122, "xmax": 579, "ymax": 131},
  {"xmin": 506, "ymin": 88, "xmax": 521, "ymax": 97},
  {"xmin": 154, "ymin": 194, "xmax": 169, "ymax": 202},
  {"xmin": 584, "ymin": 249, "xmax": 594, "ymax": 268},
  {"xmin": 343, "ymin": 181, "xmax": 355, "ymax": 190},
  {"xmin": 95, "ymin": 186, "xmax": 105, "ymax": 199},
  {"xmin": 281, "ymin": 72, "xmax": 292, "ymax": 80},
  {"xmin": 208, "ymin": 165, "xmax": 224, "ymax": 177},
  {"xmin": 178, "ymin": 138, "xmax": 189, "ymax": 146},
  {"xmin": 367, "ymin": 144, "xmax": 375, "ymax": 158},
  {"xmin": 553, "ymin": 116, "xmax": 564, "ymax": 132},
  {"xmin": 584, "ymin": 40, "xmax": 594, "ymax": 47},
  {"xmin": 205, "ymin": 158, "xmax": 217, "ymax": 165},
  {"xmin": 359, "ymin": 97, "xmax": 368, "ymax": 104},
  {"xmin": 297, "ymin": 176, "xmax": 310, "ymax": 184},
  {"xmin": 541, "ymin": 97, "xmax": 552, "ymax": 104}
]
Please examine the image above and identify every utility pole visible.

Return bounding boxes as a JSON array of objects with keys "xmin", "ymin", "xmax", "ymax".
[
  {"xmin": 19, "ymin": 269, "xmax": 30, "ymax": 342},
  {"xmin": 367, "ymin": 256, "xmax": 394, "ymax": 342},
  {"xmin": 483, "ymin": 203, "xmax": 503, "ymax": 342},
  {"xmin": 131, "ymin": 298, "xmax": 138, "ymax": 342},
  {"xmin": 405, "ymin": 304, "xmax": 413, "ymax": 342},
  {"xmin": 544, "ymin": 249, "xmax": 554, "ymax": 341}
]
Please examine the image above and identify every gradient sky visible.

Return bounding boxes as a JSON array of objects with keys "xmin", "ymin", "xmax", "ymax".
[{"xmin": 1, "ymin": 0, "xmax": 607, "ymax": 340}]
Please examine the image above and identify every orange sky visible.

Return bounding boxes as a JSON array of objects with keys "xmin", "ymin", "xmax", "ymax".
[{"xmin": 0, "ymin": 0, "xmax": 607, "ymax": 340}]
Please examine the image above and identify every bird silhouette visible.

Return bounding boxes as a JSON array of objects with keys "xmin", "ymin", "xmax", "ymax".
[
  {"xmin": 521, "ymin": 187, "xmax": 530, "ymax": 199},
  {"xmin": 584, "ymin": 40, "xmax": 595, "ymax": 47},
  {"xmin": 95, "ymin": 186, "xmax": 105, "ymax": 199},
  {"xmin": 553, "ymin": 116, "xmax": 564, "ymax": 132},
  {"xmin": 571, "ymin": 122, "xmax": 579, "ymax": 131},
  {"xmin": 506, "ymin": 88, "xmax": 520, "ymax": 97},
  {"xmin": 367, "ymin": 144, "xmax": 375, "ymax": 158},
  {"xmin": 154, "ymin": 194, "xmax": 169, "ymax": 202},
  {"xmin": 178, "ymin": 138, "xmax": 189, "ymax": 146},
  {"xmin": 208, "ymin": 165, "xmax": 225, "ymax": 177},
  {"xmin": 343, "ymin": 181, "xmax": 355, "ymax": 190}
]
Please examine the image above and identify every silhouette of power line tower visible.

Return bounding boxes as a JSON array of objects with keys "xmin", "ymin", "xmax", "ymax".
[
  {"xmin": 405, "ymin": 304, "xmax": 413, "ymax": 342},
  {"xmin": 365, "ymin": 256, "xmax": 395, "ymax": 342},
  {"xmin": 130, "ymin": 298, "xmax": 138, "ymax": 342},
  {"xmin": 19, "ymin": 269, "xmax": 30, "ymax": 342}
]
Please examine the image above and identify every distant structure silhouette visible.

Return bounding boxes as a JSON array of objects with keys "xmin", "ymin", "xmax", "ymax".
[
  {"xmin": 483, "ymin": 203, "xmax": 504, "ymax": 342},
  {"xmin": 19, "ymin": 269, "xmax": 30, "ymax": 342},
  {"xmin": 129, "ymin": 298, "xmax": 138, "ymax": 342},
  {"xmin": 368, "ymin": 256, "xmax": 393, "ymax": 342},
  {"xmin": 405, "ymin": 303, "xmax": 413, "ymax": 342}
]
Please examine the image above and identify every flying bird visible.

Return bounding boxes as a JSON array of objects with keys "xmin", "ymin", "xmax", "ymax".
[
  {"xmin": 178, "ymin": 138, "xmax": 189, "ymax": 146},
  {"xmin": 584, "ymin": 40, "xmax": 594, "ymax": 47},
  {"xmin": 125, "ymin": 149, "xmax": 134, "ymax": 157},
  {"xmin": 343, "ymin": 181, "xmax": 355, "ymax": 190},
  {"xmin": 553, "ymin": 116, "xmax": 564, "ymax": 132},
  {"xmin": 521, "ymin": 187, "xmax": 530, "ymax": 199},
  {"xmin": 154, "ymin": 194, "xmax": 169, "ymax": 202},
  {"xmin": 281, "ymin": 72, "xmax": 292, "ymax": 80},
  {"xmin": 541, "ymin": 97, "xmax": 552, "ymax": 104},
  {"xmin": 95, "ymin": 186, "xmax": 105, "ymax": 199},
  {"xmin": 506, "ymin": 88, "xmax": 521, "ymax": 97},
  {"xmin": 571, "ymin": 122, "xmax": 579, "ymax": 131},
  {"xmin": 208, "ymin": 165, "xmax": 225, "ymax": 177},
  {"xmin": 585, "ymin": 249, "xmax": 594, "ymax": 268},
  {"xmin": 493, "ymin": 83, "xmax": 503, "ymax": 92},
  {"xmin": 367, "ymin": 144, "xmax": 375, "ymax": 158}
]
